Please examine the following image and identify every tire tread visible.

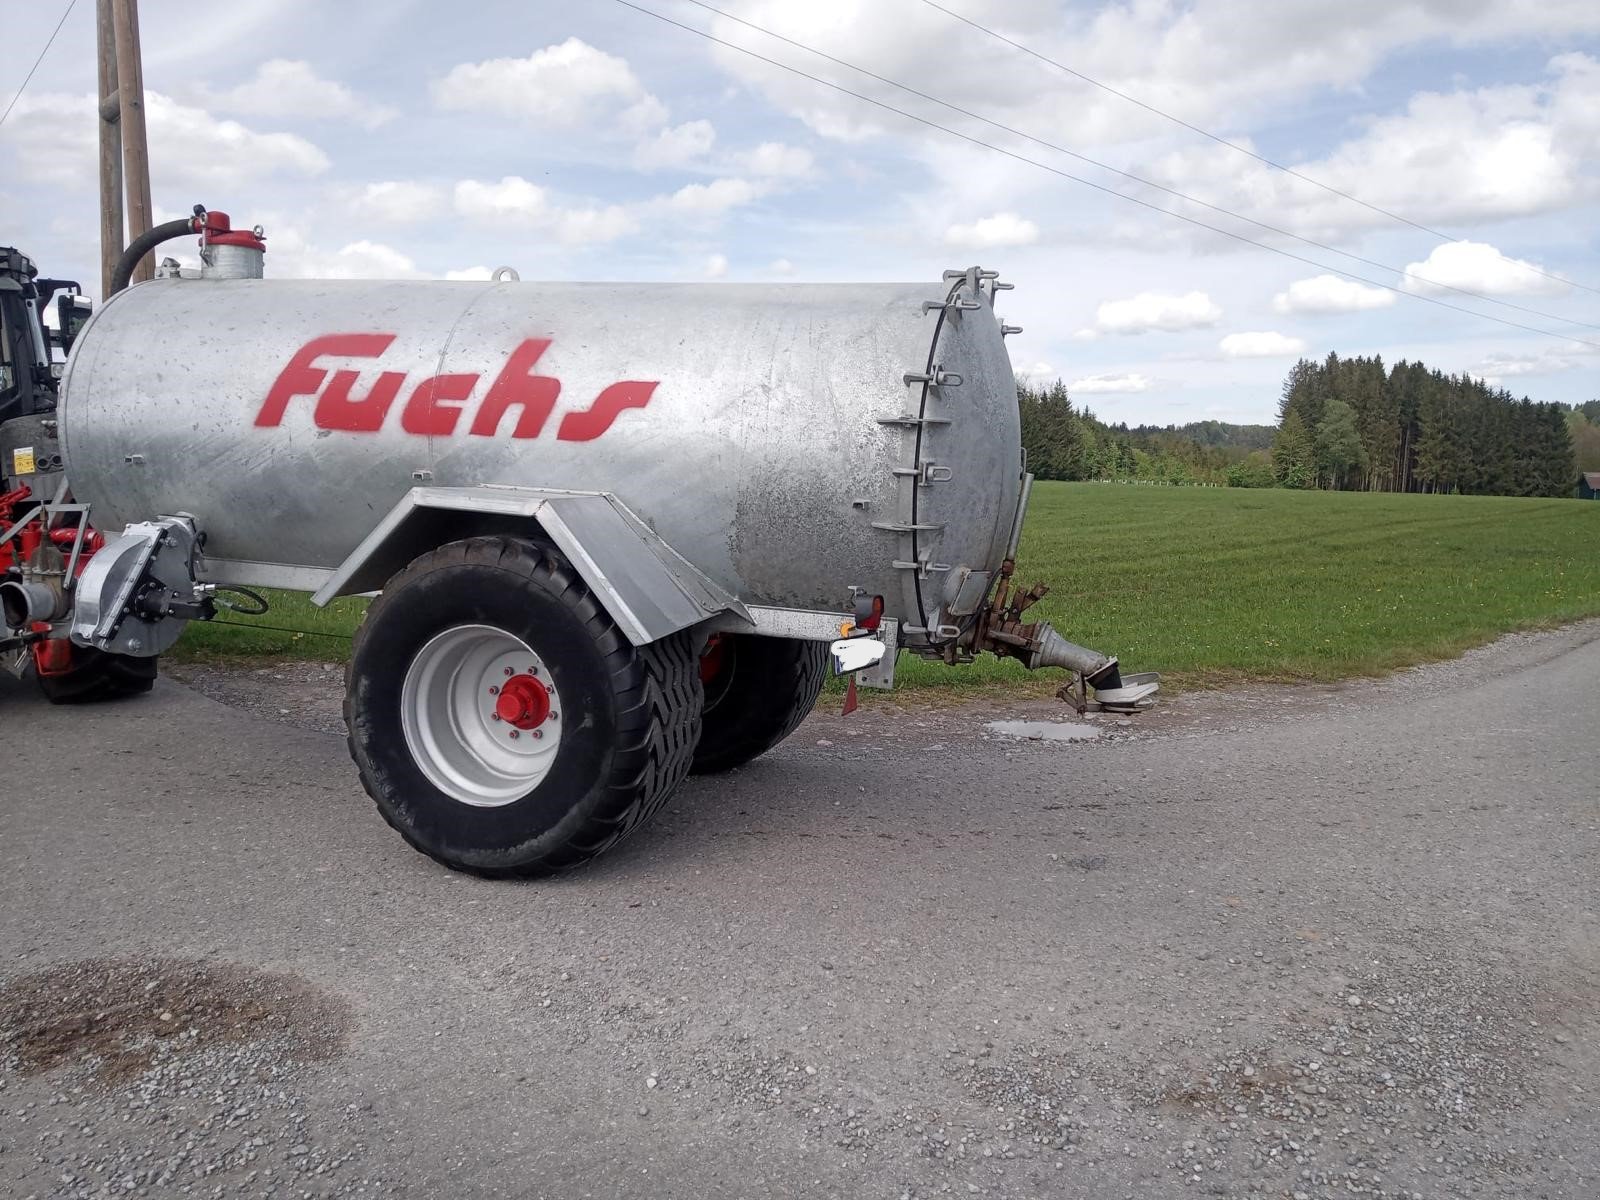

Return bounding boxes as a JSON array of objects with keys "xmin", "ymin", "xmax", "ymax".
[{"xmin": 691, "ymin": 636, "xmax": 827, "ymax": 774}]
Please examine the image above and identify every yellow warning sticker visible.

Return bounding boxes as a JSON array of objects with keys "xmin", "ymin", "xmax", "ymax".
[{"xmin": 11, "ymin": 446, "xmax": 35, "ymax": 475}]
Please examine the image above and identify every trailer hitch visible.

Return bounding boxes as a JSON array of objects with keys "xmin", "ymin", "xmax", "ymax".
[{"xmin": 70, "ymin": 515, "xmax": 212, "ymax": 657}]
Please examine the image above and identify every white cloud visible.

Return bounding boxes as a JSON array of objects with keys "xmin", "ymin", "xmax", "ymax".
[
  {"xmin": 455, "ymin": 175, "xmax": 541, "ymax": 217},
  {"xmin": 1401, "ymin": 240, "xmax": 1570, "ymax": 297},
  {"xmin": 1471, "ymin": 341, "xmax": 1598, "ymax": 384},
  {"xmin": 444, "ymin": 266, "xmax": 494, "ymax": 281},
  {"xmin": 451, "ymin": 171, "xmax": 773, "ymax": 247},
  {"xmin": 454, "ymin": 176, "xmax": 637, "ymax": 245},
  {"xmin": 769, "ymin": 258, "xmax": 795, "ymax": 275},
  {"xmin": 664, "ymin": 177, "xmax": 767, "ymax": 217},
  {"xmin": 742, "ymin": 141, "xmax": 814, "ymax": 178},
  {"xmin": 434, "ymin": 38, "xmax": 666, "ymax": 133},
  {"xmin": 1088, "ymin": 290, "xmax": 1222, "ymax": 336},
  {"xmin": 197, "ymin": 60, "xmax": 395, "ymax": 129},
  {"xmin": 706, "ymin": 1, "xmax": 1600, "ymax": 157},
  {"xmin": 943, "ymin": 212, "xmax": 1040, "ymax": 250},
  {"xmin": 347, "ymin": 181, "xmax": 444, "ymax": 224},
  {"xmin": 705, "ymin": 254, "xmax": 729, "ymax": 279},
  {"xmin": 1014, "ymin": 361, "xmax": 1055, "ymax": 381},
  {"xmin": 634, "ymin": 120, "xmax": 716, "ymax": 170},
  {"xmin": 319, "ymin": 241, "xmax": 420, "ymax": 278},
  {"xmin": 1219, "ymin": 331, "xmax": 1307, "ymax": 358},
  {"xmin": 265, "ymin": 227, "xmax": 422, "ymax": 279},
  {"xmin": 1143, "ymin": 52, "xmax": 1600, "ymax": 240},
  {"xmin": 1273, "ymin": 274, "xmax": 1397, "ymax": 315},
  {"xmin": 1070, "ymin": 372, "xmax": 1152, "ymax": 394},
  {"xmin": 6, "ymin": 91, "xmax": 328, "ymax": 189}
]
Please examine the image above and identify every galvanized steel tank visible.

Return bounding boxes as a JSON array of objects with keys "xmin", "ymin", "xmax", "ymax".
[{"xmin": 59, "ymin": 273, "xmax": 1024, "ymax": 645}]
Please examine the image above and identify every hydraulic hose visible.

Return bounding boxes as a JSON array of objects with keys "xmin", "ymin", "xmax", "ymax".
[{"xmin": 109, "ymin": 209, "xmax": 203, "ymax": 295}]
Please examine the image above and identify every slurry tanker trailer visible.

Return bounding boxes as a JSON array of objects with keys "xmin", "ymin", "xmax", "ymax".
[{"xmin": 1, "ymin": 208, "xmax": 1156, "ymax": 875}]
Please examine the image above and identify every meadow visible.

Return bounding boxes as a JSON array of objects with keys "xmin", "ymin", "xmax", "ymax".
[{"xmin": 175, "ymin": 483, "xmax": 1600, "ymax": 693}]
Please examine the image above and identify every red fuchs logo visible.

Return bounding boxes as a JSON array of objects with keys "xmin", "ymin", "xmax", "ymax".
[{"xmin": 254, "ymin": 334, "xmax": 658, "ymax": 441}]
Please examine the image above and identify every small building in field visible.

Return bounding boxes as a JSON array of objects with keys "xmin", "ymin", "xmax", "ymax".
[{"xmin": 1581, "ymin": 472, "xmax": 1600, "ymax": 500}]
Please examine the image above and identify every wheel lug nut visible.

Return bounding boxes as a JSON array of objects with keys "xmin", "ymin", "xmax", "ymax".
[
  {"xmin": 489, "ymin": 685, "xmax": 499, "ymax": 695},
  {"xmin": 527, "ymin": 665, "xmax": 538, "ymax": 675},
  {"xmin": 509, "ymin": 730, "xmax": 520, "ymax": 739},
  {"xmin": 504, "ymin": 667, "xmax": 514, "ymax": 677},
  {"xmin": 532, "ymin": 729, "xmax": 542, "ymax": 739},
  {"xmin": 491, "ymin": 713, "xmax": 502, "ymax": 722}
]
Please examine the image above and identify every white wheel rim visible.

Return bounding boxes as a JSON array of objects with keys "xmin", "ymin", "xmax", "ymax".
[{"xmin": 400, "ymin": 624, "xmax": 562, "ymax": 807}]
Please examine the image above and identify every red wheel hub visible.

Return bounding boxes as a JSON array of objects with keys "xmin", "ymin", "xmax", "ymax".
[
  {"xmin": 699, "ymin": 634, "xmax": 726, "ymax": 684},
  {"xmin": 495, "ymin": 674, "xmax": 551, "ymax": 730}
]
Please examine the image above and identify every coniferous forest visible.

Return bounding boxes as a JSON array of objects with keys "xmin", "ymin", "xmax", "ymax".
[
  {"xmin": 1016, "ymin": 355, "xmax": 1589, "ymax": 495},
  {"xmin": 1270, "ymin": 353, "xmax": 1575, "ymax": 496}
]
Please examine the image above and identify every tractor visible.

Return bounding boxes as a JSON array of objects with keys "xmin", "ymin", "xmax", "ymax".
[{"xmin": 0, "ymin": 244, "xmax": 155, "ymax": 700}]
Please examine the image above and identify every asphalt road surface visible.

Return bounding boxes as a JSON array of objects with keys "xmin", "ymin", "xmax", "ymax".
[{"xmin": 3, "ymin": 623, "xmax": 1598, "ymax": 1200}]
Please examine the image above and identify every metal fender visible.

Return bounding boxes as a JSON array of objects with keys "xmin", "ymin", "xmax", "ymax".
[{"xmin": 310, "ymin": 485, "xmax": 751, "ymax": 647}]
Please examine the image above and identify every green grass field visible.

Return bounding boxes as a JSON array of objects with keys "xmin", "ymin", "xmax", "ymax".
[{"xmin": 175, "ymin": 483, "xmax": 1600, "ymax": 693}]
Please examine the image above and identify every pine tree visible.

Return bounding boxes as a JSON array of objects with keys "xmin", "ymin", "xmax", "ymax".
[
  {"xmin": 1387, "ymin": 361, "xmax": 1424, "ymax": 492},
  {"xmin": 1315, "ymin": 398, "xmax": 1367, "ymax": 491},
  {"xmin": 1272, "ymin": 408, "xmax": 1315, "ymax": 488},
  {"xmin": 1352, "ymin": 356, "xmax": 1398, "ymax": 491}
]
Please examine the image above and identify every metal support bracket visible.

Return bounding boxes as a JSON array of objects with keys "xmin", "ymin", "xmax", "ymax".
[
  {"xmin": 892, "ymin": 554, "xmax": 951, "ymax": 578},
  {"xmin": 890, "ymin": 463, "xmax": 954, "ymax": 485},
  {"xmin": 902, "ymin": 367, "xmax": 963, "ymax": 388},
  {"xmin": 870, "ymin": 519, "xmax": 945, "ymax": 534},
  {"xmin": 902, "ymin": 622, "xmax": 962, "ymax": 640}
]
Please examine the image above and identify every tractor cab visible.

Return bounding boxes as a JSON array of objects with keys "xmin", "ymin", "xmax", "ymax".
[
  {"xmin": 0, "ymin": 246, "xmax": 91, "ymax": 427},
  {"xmin": 2, "ymin": 247, "xmax": 91, "ymax": 499}
]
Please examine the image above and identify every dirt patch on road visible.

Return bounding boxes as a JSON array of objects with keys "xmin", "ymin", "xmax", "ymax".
[
  {"xmin": 166, "ymin": 659, "xmax": 350, "ymax": 736},
  {"xmin": 0, "ymin": 957, "xmax": 352, "ymax": 1086}
]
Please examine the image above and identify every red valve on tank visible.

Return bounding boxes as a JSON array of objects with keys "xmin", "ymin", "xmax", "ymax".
[{"xmin": 200, "ymin": 211, "xmax": 266, "ymax": 253}]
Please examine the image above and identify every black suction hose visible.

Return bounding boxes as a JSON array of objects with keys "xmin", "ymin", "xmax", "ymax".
[{"xmin": 109, "ymin": 207, "xmax": 204, "ymax": 295}]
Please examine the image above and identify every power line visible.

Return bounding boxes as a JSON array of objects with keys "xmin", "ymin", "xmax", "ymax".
[
  {"xmin": 610, "ymin": 0, "xmax": 1600, "ymax": 353},
  {"xmin": 0, "ymin": 0, "xmax": 77, "ymax": 132},
  {"xmin": 679, "ymin": 0, "xmax": 1598, "ymax": 333},
  {"xmin": 918, "ymin": 0, "xmax": 1596, "ymax": 297}
]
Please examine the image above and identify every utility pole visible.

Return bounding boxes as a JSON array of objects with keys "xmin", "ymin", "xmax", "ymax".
[
  {"xmin": 95, "ymin": 0, "xmax": 123, "ymax": 299},
  {"xmin": 109, "ymin": 0, "xmax": 154, "ymax": 287}
]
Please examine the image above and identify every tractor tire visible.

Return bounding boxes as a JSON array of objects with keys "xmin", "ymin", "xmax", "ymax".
[
  {"xmin": 34, "ymin": 646, "xmax": 158, "ymax": 704},
  {"xmin": 344, "ymin": 536, "xmax": 701, "ymax": 877},
  {"xmin": 691, "ymin": 635, "xmax": 828, "ymax": 774}
]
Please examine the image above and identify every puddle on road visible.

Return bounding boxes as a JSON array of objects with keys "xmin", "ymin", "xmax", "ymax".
[{"xmin": 985, "ymin": 720, "xmax": 1102, "ymax": 742}]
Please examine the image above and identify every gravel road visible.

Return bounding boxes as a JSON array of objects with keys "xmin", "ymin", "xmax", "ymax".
[{"xmin": 3, "ymin": 622, "xmax": 1598, "ymax": 1200}]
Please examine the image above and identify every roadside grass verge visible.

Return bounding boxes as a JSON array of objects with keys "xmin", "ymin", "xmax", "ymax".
[{"xmin": 173, "ymin": 483, "xmax": 1600, "ymax": 695}]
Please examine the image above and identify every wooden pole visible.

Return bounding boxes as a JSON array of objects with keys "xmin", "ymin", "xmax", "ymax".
[
  {"xmin": 111, "ymin": 0, "xmax": 154, "ymax": 285},
  {"xmin": 96, "ymin": 0, "xmax": 123, "ymax": 299}
]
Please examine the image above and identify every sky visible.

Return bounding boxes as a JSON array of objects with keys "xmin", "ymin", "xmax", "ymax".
[{"xmin": 2, "ymin": 0, "xmax": 1597, "ymax": 425}]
